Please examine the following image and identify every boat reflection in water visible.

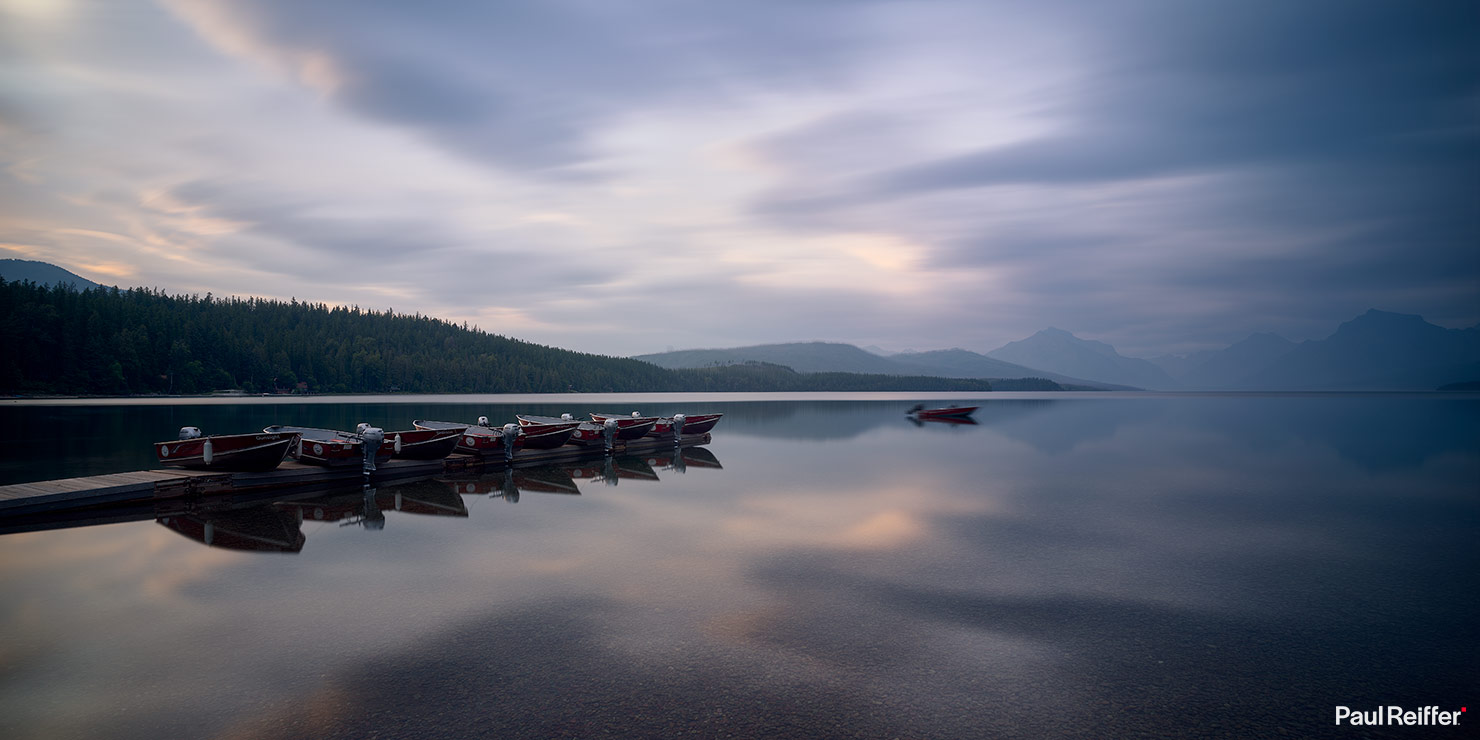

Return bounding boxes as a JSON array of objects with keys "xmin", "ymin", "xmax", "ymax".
[
  {"xmin": 142, "ymin": 445, "xmax": 724, "ymax": 551},
  {"xmin": 908, "ymin": 415, "xmax": 979, "ymax": 428},
  {"xmin": 447, "ymin": 445, "xmax": 724, "ymax": 500},
  {"xmin": 159, "ymin": 506, "xmax": 307, "ymax": 553}
]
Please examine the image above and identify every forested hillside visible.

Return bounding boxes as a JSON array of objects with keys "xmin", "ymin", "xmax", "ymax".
[{"xmin": 0, "ymin": 280, "xmax": 998, "ymax": 395}]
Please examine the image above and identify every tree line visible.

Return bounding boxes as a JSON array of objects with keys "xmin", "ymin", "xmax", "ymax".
[{"xmin": 0, "ymin": 280, "xmax": 1003, "ymax": 395}]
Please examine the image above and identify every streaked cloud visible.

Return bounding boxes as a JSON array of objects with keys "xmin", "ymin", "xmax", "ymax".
[{"xmin": 0, "ymin": 0, "xmax": 1474, "ymax": 357}]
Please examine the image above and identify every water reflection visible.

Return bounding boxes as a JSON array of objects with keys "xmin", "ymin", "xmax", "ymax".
[
  {"xmin": 0, "ymin": 445, "xmax": 724, "ymax": 554},
  {"xmin": 159, "ymin": 506, "xmax": 306, "ymax": 553},
  {"xmin": 908, "ymin": 415, "xmax": 978, "ymax": 427},
  {"xmin": 5, "ymin": 395, "xmax": 1477, "ymax": 484},
  {"xmin": 0, "ymin": 396, "xmax": 1475, "ymax": 740}
]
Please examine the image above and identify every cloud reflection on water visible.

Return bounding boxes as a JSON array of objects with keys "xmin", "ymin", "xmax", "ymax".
[{"xmin": 0, "ymin": 396, "xmax": 1475, "ymax": 739}]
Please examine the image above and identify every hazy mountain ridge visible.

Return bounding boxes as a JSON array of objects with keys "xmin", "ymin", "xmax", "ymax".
[
  {"xmin": 641, "ymin": 310, "xmax": 1480, "ymax": 391},
  {"xmin": 0, "ymin": 259, "xmax": 101, "ymax": 290},
  {"xmin": 634, "ymin": 342, "xmax": 1117, "ymax": 389},
  {"xmin": 1239, "ymin": 310, "xmax": 1480, "ymax": 390},
  {"xmin": 10, "ymin": 262, "xmax": 1474, "ymax": 391},
  {"xmin": 0, "ymin": 281, "xmax": 1004, "ymax": 396},
  {"xmin": 633, "ymin": 342, "xmax": 906, "ymax": 375},
  {"xmin": 1179, "ymin": 333, "xmax": 1297, "ymax": 388},
  {"xmin": 985, "ymin": 328, "xmax": 1179, "ymax": 390}
]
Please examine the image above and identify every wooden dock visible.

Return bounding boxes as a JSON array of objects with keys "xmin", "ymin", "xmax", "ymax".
[{"xmin": 0, "ymin": 433, "xmax": 711, "ymax": 517}]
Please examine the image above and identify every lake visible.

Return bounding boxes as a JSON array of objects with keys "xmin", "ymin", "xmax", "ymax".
[{"xmin": 1, "ymin": 393, "xmax": 1476, "ymax": 739}]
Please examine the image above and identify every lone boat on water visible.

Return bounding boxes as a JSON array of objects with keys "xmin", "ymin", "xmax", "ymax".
[
  {"xmin": 265, "ymin": 425, "xmax": 394, "ymax": 467},
  {"xmin": 907, "ymin": 404, "xmax": 978, "ymax": 420},
  {"xmin": 155, "ymin": 428, "xmax": 299, "ymax": 472}
]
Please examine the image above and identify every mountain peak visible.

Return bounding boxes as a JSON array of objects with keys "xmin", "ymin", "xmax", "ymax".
[
  {"xmin": 1353, "ymin": 309, "xmax": 1426, "ymax": 324},
  {"xmin": 987, "ymin": 329, "xmax": 1177, "ymax": 389},
  {"xmin": 1331, "ymin": 310, "xmax": 1442, "ymax": 342},
  {"xmin": 0, "ymin": 259, "xmax": 102, "ymax": 291}
]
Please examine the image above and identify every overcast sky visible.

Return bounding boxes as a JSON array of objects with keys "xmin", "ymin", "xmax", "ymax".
[{"xmin": 2, "ymin": 0, "xmax": 1476, "ymax": 357}]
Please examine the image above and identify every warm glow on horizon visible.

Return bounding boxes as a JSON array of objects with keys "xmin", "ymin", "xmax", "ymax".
[{"xmin": 0, "ymin": 0, "xmax": 1472, "ymax": 357}]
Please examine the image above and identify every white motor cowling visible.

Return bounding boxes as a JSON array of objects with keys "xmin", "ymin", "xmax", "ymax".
[
  {"xmin": 477, "ymin": 415, "xmax": 491, "ymax": 427},
  {"xmin": 358, "ymin": 426, "xmax": 385, "ymax": 475},
  {"xmin": 179, "ymin": 426, "xmax": 203, "ymax": 440},
  {"xmin": 631, "ymin": 411, "xmax": 641, "ymax": 417},
  {"xmin": 561, "ymin": 413, "xmax": 573, "ymax": 421},
  {"xmin": 601, "ymin": 417, "xmax": 619, "ymax": 451}
]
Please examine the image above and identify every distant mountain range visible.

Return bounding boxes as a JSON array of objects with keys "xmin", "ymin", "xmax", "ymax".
[
  {"xmin": 632, "ymin": 342, "xmax": 1122, "ymax": 390},
  {"xmin": 0, "ymin": 259, "xmax": 101, "ymax": 290},
  {"xmin": 7, "ymin": 259, "xmax": 1474, "ymax": 391},
  {"xmin": 1236, "ymin": 310, "xmax": 1479, "ymax": 390},
  {"xmin": 637, "ymin": 310, "xmax": 1480, "ymax": 391},
  {"xmin": 985, "ymin": 328, "xmax": 1177, "ymax": 389}
]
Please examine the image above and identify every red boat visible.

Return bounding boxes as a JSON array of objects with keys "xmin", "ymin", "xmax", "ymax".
[
  {"xmin": 382, "ymin": 426, "xmax": 465, "ymax": 460},
  {"xmin": 414, "ymin": 418, "xmax": 523, "ymax": 456},
  {"xmin": 155, "ymin": 428, "xmax": 298, "ymax": 472},
  {"xmin": 907, "ymin": 404, "xmax": 978, "ymax": 420},
  {"xmin": 265, "ymin": 425, "xmax": 395, "ymax": 467},
  {"xmin": 588, "ymin": 412, "xmax": 660, "ymax": 440},
  {"xmin": 514, "ymin": 415, "xmax": 582, "ymax": 449},
  {"xmin": 564, "ymin": 421, "xmax": 612, "ymax": 446},
  {"xmin": 649, "ymin": 413, "xmax": 724, "ymax": 437}
]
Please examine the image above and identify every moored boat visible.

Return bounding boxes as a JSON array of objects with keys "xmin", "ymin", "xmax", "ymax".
[
  {"xmin": 514, "ymin": 415, "xmax": 582, "ymax": 449},
  {"xmin": 381, "ymin": 426, "xmax": 465, "ymax": 460},
  {"xmin": 414, "ymin": 417, "xmax": 523, "ymax": 456},
  {"xmin": 565, "ymin": 420, "xmax": 613, "ymax": 446},
  {"xmin": 155, "ymin": 428, "xmax": 299, "ymax": 472},
  {"xmin": 649, "ymin": 412, "xmax": 724, "ymax": 437},
  {"xmin": 588, "ymin": 412, "xmax": 660, "ymax": 440},
  {"xmin": 265, "ymin": 425, "xmax": 395, "ymax": 467}
]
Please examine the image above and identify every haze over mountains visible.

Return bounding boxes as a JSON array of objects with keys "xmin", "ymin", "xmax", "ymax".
[
  {"xmin": 637, "ymin": 310, "xmax": 1480, "ymax": 391},
  {"xmin": 0, "ymin": 259, "xmax": 101, "ymax": 291},
  {"xmin": 633, "ymin": 342, "xmax": 1122, "ymax": 390},
  {"xmin": 5, "ymin": 261, "xmax": 1474, "ymax": 392}
]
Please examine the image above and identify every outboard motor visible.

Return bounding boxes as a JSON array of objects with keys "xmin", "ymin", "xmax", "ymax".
[
  {"xmin": 671, "ymin": 413, "xmax": 686, "ymax": 443},
  {"xmin": 560, "ymin": 413, "xmax": 574, "ymax": 421},
  {"xmin": 359, "ymin": 425, "xmax": 385, "ymax": 477},
  {"xmin": 631, "ymin": 411, "xmax": 641, "ymax": 417},
  {"xmin": 477, "ymin": 415, "xmax": 491, "ymax": 428},
  {"xmin": 503, "ymin": 423, "xmax": 519, "ymax": 462},
  {"xmin": 178, "ymin": 426, "xmax": 203, "ymax": 440},
  {"xmin": 602, "ymin": 418, "xmax": 619, "ymax": 453}
]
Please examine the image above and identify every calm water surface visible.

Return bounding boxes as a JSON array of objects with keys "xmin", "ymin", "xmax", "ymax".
[{"xmin": 0, "ymin": 393, "xmax": 1476, "ymax": 739}]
